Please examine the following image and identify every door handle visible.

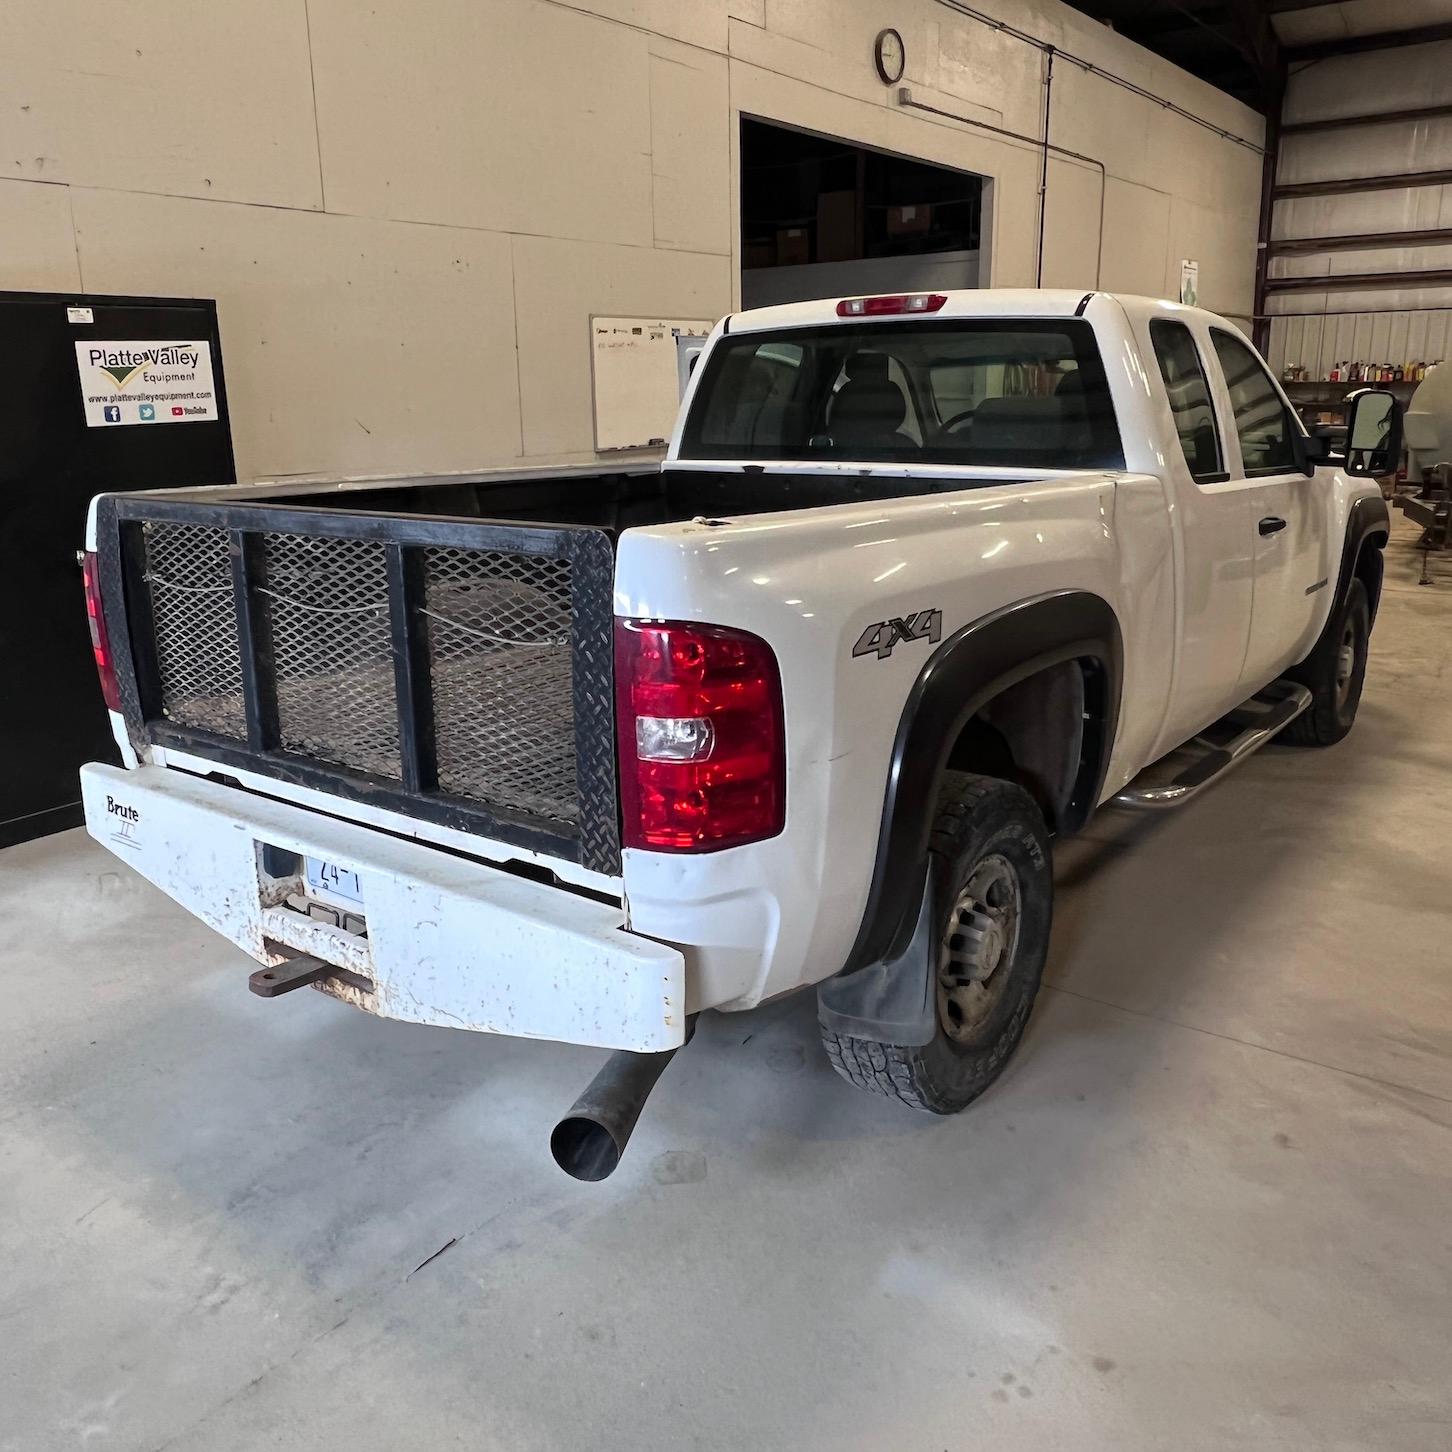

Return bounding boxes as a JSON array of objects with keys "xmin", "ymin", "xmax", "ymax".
[{"xmin": 1259, "ymin": 516, "xmax": 1287, "ymax": 536}]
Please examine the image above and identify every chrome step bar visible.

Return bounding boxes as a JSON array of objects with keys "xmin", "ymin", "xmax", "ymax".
[{"xmin": 1111, "ymin": 682, "xmax": 1313, "ymax": 812}]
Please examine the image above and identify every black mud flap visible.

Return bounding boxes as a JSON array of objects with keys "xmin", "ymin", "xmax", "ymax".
[{"xmin": 817, "ymin": 856, "xmax": 944, "ymax": 1047}]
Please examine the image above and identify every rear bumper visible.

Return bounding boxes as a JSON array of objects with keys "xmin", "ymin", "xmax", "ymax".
[{"xmin": 80, "ymin": 763, "xmax": 686, "ymax": 1051}]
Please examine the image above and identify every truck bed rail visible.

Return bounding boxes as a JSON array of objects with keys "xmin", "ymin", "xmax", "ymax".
[{"xmin": 95, "ymin": 494, "xmax": 621, "ymax": 874}]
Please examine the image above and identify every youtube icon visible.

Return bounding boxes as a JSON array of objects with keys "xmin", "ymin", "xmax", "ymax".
[{"xmin": 171, "ymin": 406, "xmax": 185, "ymax": 416}]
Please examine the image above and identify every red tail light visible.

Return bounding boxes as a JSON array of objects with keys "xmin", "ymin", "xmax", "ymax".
[
  {"xmin": 836, "ymin": 293, "xmax": 947, "ymax": 317},
  {"xmin": 615, "ymin": 619, "xmax": 785, "ymax": 852},
  {"xmin": 82, "ymin": 550, "xmax": 121, "ymax": 712}
]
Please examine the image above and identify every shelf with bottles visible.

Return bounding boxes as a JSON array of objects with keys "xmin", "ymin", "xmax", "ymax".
[
  {"xmin": 1279, "ymin": 374, "xmax": 1424, "ymax": 432},
  {"xmin": 1279, "ymin": 363, "xmax": 1436, "ymax": 390}
]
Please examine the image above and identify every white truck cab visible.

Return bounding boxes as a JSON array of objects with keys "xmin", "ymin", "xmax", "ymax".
[{"xmin": 80, "ymin": 289, "xmax": 1395, "ymax": 1176}]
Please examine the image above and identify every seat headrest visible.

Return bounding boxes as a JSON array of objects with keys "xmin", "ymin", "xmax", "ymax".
[
  {"xmin": 831, "ymin": 357, "xmax": 908, "ymax": 438},
  {"xmin": 833, "ymin": 386, "xmax": 907, "ymax": 434},
  {"xmin": 844, "ymin": 351, "xmax": 891, "ymax": 381}
]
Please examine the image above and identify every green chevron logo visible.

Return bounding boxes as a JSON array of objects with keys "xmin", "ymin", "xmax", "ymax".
[{"xmin": 100, "ymin": 360, "xmax": 146, "ymax": 389}]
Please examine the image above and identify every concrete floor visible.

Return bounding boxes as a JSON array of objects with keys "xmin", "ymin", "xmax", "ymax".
[{"xmin": 4, "ymin": 521, "xmax": 1451, "ymax": 1451}]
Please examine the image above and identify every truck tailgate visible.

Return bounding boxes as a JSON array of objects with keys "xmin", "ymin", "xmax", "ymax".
[{"xmin": 94, "ymin": 493, "xmax": 621, "ymax": 874}]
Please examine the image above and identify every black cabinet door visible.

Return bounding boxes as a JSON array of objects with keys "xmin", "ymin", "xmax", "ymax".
[{"xmin": 0, "ymin": 292, "xmax": 235, "ymax": 847}]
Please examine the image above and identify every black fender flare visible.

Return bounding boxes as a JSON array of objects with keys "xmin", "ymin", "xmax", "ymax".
[
  {"xmin": 818, "ymin": 590, "xmax": 1122, "ymax": 1046},
  {"xmin": 1336, "ymin": 494, "xmax": 1390, "ymax": 625},
  {"xmin": 1290, "ymin": 495, "xmax": 1391, "ymax": 685}
]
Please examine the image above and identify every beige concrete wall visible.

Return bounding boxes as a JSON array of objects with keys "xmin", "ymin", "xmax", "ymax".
[{"xmin": 0, "ymin": 0, "xmax": 1263, "ymax": 480}]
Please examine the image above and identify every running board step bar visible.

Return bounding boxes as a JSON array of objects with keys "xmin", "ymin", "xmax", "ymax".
[{"xmin": 1111, "ymin": 682, "xmax": 1312, "ymax": 812}]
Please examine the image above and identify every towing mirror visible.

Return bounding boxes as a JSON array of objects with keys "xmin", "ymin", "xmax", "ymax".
[{"xmin": 1342, "ymin": 388, "xmax": 1402, "ymax": 478}]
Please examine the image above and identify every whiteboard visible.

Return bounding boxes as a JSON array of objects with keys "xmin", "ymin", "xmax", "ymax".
[{"xmin": 590, "ymin": 315, "xmax": 714, "ymax": 452}]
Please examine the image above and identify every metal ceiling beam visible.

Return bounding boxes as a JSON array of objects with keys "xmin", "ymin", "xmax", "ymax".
[
  {"xmin": 1286, "ymin": 21, "xmax": 1452, "ymax": 62},
  {"xmin": 1281, "ymin": 102, "xmax": 1452, "ymax": 135},
  {"xmin": 1198, "ymin": 66, "xmax": 1262, "ymax": 91},
  {"xmin": 1139, "ymin": 0, "xmax": 1341, "ymax": 13},
  {"xmin": 1129, "ymin": 5, "xmax": 1245, "ymax": 42},
  {"xmin": 1265, "ymin": 269, "xmax": 1452, "ymax": 295},
  {"xmin": 1269, "ymin": 228, "xmax": 1452, "ymax": 255},
  {"xmin": 1069, "ymin": 1, "xmax": 1280, "ymax": 108},
  {"xmin": 1274, "ymin": 169, "xmax": 1452, "ymax": 199},
  {"xmin": 1215, "ymin": 0, "xmax": 1282, "ymax": 110},
  {"xmin": 1131, "ymin": 14, "xmax": 1229, "ymax": 43}
]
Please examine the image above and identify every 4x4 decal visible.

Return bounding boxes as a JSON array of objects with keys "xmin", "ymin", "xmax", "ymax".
[{"xmin": 852, "ymin": 608, "xmax": 943, "ymax": 661}]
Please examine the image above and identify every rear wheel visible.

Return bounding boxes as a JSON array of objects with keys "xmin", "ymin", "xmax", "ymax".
[
  {"xmin": 821, "ymin": 773, "xmax": 1052, "ymax": 1114},
  {"xmin": 1285, "ymin": 578, "xmax": 1369, "ymax": 747}
]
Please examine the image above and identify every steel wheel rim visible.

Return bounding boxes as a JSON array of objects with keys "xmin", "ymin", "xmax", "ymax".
[
  {"xmin": 1334, "ymin": 621, "xmax": 1357, "ymax": 707},
  {"xmin": 937, "ymin": 853, "xmax": 1022, "ymax": 1042}
]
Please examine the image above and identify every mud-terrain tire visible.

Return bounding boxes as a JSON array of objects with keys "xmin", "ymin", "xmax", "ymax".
[{"xmin": 821, "ymin": 772, "xmax": 1052, "ymax": 1114}]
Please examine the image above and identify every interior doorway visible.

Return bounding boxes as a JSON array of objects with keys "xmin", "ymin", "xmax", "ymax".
[{"xmin": 739, "ymin": 117, "xmax": 986, "ymax": 310}]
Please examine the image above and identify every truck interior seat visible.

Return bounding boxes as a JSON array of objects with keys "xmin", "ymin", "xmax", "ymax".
[
  {"xmin": 969, "ymin": 395, "xmax": 1092, "ymax": 455},
  {"xmin": 828, "ymin": 353, "xmax": 917, "ymax": 451}
]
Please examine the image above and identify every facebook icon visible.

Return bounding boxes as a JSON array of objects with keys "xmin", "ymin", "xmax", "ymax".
[{"xmin": 103, "ymin": 404, "xmax": 122, "ymax": 423}]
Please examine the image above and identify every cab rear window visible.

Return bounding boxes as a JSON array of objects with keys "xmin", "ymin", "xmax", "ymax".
[{"xmin": 679, "ymin": 318, "xmax": 1123, "ymax": 469}]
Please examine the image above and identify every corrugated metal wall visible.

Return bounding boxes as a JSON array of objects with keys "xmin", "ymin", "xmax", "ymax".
[
  {"xmin": 1269, "ymin": 310, "xmax": 1452, "ymax": 378},
  {"xmin": 1266, "ymin": 37, "xmax": 1452, "ymax": 376}
]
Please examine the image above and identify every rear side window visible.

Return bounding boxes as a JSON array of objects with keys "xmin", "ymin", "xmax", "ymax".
[
  {"xmin": 1210, "ymin": 329, "xmax": 1299, "ymax": 475},
  {"xmin": 1149, "ymin": 320, "xmax": 1224, "ymax": 483}
]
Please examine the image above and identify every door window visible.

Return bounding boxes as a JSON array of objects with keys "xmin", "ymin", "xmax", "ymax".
[
  {"xmin": 1149, "ymin": 320, "xmax": 1224, "ymax": 483},
  {"xmin": 1210, "ymin": 329, "xmax": 1299, "ymax": 475}
]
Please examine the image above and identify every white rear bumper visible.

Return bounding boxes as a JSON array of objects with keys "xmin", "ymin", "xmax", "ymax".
[{"xmin": 81, "ymin": 763, "xmax": 686, "ymax": 1051}]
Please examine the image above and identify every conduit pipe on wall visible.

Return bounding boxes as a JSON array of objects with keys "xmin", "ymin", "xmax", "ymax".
[{"xmin": 897, "ymin": 89, "xmax": 1106, "ymax": 289}]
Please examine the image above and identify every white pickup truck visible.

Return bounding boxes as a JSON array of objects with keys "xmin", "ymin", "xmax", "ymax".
[{"xmin": 80, "ymin": 289, "xmax": 1396, "ymax": 1179}]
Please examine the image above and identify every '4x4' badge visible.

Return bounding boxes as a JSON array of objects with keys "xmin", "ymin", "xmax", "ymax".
[{"xmin": 852, "ymin": 608, "xmax": 943, "ymax": 661}]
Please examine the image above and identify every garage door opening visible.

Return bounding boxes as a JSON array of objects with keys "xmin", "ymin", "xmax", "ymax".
[{"xmin": 740, "ymin": 117, "xmax": 985, "ymax": 310}]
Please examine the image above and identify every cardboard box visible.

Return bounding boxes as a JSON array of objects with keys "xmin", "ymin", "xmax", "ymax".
[
  {"xmin": 776, "ymin": 227, "xmax": 809, "ymax": 266},
  {"xmin": 816, "ymin": 189, "xmax": 857, "ymax": 262},
  {"xmin": 743, "ymin": 239, "xmax": 776, "ymax": 269},
  {"xmin": 886, "ymin": 203, "xmax": 932, "ymax": 236}
]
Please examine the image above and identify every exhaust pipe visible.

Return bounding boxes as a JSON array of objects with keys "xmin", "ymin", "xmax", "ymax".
[{"xmin": 550, "ymin": 1023, "xmax": 694, "ymax": 1182}]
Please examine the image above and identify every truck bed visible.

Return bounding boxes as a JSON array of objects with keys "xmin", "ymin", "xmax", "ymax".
[
  {"xmin": 94, "ymin": 462, "xmax": 1030, "ymax": 880},
  {"xmin": 222, "ymin": 463, "xmax": 1021, "ymax": 537}
]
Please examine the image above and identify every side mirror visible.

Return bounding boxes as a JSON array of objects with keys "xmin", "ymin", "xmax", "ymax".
[{"xmin": 1342, "ymin": 388, "xmax": 1403, "ymax": 478}]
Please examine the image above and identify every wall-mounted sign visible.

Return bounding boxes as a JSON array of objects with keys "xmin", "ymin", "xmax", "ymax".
[
  {"xmin": 74, "ymin": 339, "xmax": 219, "ymax": 427},
  {"xmin": 1179, "ymin": 259, "xmax": 1199, "ymax": 307}
]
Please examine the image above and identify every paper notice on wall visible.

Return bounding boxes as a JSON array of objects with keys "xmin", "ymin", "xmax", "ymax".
[
  {"xmin": 74, "ymin": 340, "xmax": 219, "ymax": 427},
  {"xmin": 1179, "ymin": 259, "xmax": 1199, "ymax": 307}
]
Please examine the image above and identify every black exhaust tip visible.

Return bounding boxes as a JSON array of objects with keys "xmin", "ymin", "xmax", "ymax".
[
  {"xmin": 550, "ymin": 1115, "xmax": 626, "ymax": 1182},
  {"xmin": 550, "ymin": 1026, "xmax": 694, "ymax": 1182}
]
